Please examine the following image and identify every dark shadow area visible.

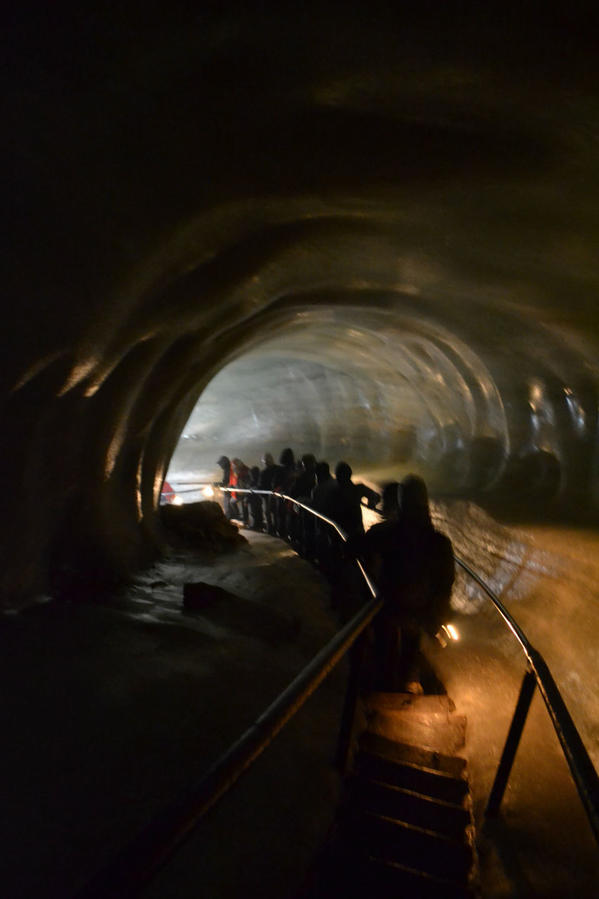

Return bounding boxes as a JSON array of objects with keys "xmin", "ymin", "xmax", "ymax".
[
  {"xmin": 0, "ymin": 531, "xmax": 343, "ymax": 899},
  {"xmin": 479, "ymin": 815, "xmax": 599, "ymax": 899}
]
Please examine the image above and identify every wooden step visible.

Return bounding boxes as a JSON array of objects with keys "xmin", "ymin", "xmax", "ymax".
[
  {"xmin": 359, "ymin": 731, "xmax": 467, "ymax": 778},
  {"xmin": 356, "ymin": 748, "xmax": 469, "ymax": 805},
  {"xmin": 344, "ymin": 809, "xmax": 473, "ymax": 880},
  {"xmin": 350, "ymin": 776, "xmax": 471, "ymax": 841},
  {"xmin": 361, "ymin": 691, "xmax": 467, "ymax": 755},
  {"xmin": 365, "ymin": 708, "xmax": 466, "ymax": 755},
  {"xmin": 300, "ymin": 690, "xmax": 478, "ymax": 898},
  {"xmin": 358, "ymin": 854, "xmax": 475, "ymax": 899},
  {"xmin": 310, "ymin": 836, "xmax": 474, "ymax": 899}
]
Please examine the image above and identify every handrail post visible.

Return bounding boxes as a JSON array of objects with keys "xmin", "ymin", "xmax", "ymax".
[
  {"xmin": 486, "ymin": 667, "xmax": 537, "ymax": 817},
  {"xmin": 299, "ymin": 504, "xmax": 305, "ymax": 555},
  {"xmin": 335, "ymin": 630, "xmax": 368, "ymax": 775}
]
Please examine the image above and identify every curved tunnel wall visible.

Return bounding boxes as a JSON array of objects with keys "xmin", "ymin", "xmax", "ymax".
[
  {"xmin": 4, "ymin": 7, "xmax": 599, "ymax": 606},
  {"xmin": 167, "ymin": 306, "xmax": 512, "ymax": 490}
]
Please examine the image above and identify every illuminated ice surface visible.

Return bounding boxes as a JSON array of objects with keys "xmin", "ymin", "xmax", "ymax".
[{"xmin": 167, "ymin": 304, "xmax": 597, "ymax": 501}]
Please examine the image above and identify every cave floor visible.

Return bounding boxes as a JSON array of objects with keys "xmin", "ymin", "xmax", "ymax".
[
  {"xmin": 1, "ymin": 520, "xmax": 598, "ymax": 898},
  {"xmin": 430, "ymin": 503, "xmax": 599, "ymax": 898},
  {"xmin": 0, "ymin": 532, "xmax": 346, "ymax": 899}
]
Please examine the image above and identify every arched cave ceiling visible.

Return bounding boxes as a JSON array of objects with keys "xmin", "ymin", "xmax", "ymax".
[{"xmin": 4, "ymin": 4, "xmax": 599, "ymax": 604}]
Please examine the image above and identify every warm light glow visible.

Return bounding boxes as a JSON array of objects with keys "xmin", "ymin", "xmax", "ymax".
[
  {"xmin": 202, "ymin": 485, "xmax": 215, "ymax": 498},
  {"xmin": 172, "ymin": 496, "xmax": 183, "ymax": 506},
  {"xmin": 443, "ymin": 623, "xmax": 460, "ymax": 641},
  {"xmin": 529, "ymin": 379, "xmax": 543, "ymax": 404},
  {"xmin": 59, "ymin": 359, "xmax": 100, "ymax": 396},
  {"xmin": 135, "ymin": 458, "xmax": 144, "ymax": 522}
]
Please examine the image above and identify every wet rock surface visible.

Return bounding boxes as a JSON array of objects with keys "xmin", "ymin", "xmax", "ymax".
[
  {"xmin": 161, "ymin": 500, "xmax": 248, "ymax": 552},
  {"xmin": 0, "ymin": 532, "xmax": 345, "ymax": 899}
]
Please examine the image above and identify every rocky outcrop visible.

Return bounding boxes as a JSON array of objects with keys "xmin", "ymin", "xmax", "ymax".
[{"xmin": 161, "ymin": 501, "xmax": 247, "ymax": 553}]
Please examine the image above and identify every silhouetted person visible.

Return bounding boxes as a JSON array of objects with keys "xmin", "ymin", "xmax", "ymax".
[
  {"xmin": 216, "ymin": 455, "xmax": 232, "ymax": 518},
  {"xmin": 288, "ymin": 453, "xmax": 317, "ymax": 551},
  {"xmin": 216, "ymin": 455, "xmax": 231, "ymax": 486},
  {"xmin": 249, "ymin": 465, "xmax": 263, "ymax": 530},
  {"xmin": 380, "ymin": 480, "xmax": 401, "ymax": 520},
  {"xmin": 356, "ymin": 475, "xmax": 455, "ymax": 693},
  {"xmin": 272, "ymin": 448, "xmax": 296, "ymax": 493},
  {"xmin": 311, "ymin": 461, "xmax": 336, "ymax": 512},
  {"xmin": 322, "ymin": 463, "xmax": 380, "ymax": 617},
  {"xmin": 231, "ymin": 458, "xmax": 251, "ymax": 524},
  {"xmin": 259, "ymin": 453, "xmax": 278, "ymax": 534},
  {"xmin": 310, "ymin": 461, "xmax": 337, "ymax": 569},
  {"xmin": 231, "ymin": 458, "xmax": 251, "ymax": 488},
  {"xmin": 272, "ymin": 448, "xmax": 296, "ymax": 537},
  {"xmin": 291, "ymin": 453, "xmax": 317, "ymax": 500},
  {"xmin": 259, "ymin": 453, "xmax": 278, "ymax": 490},
  {"xmin": 350, "ymin": 480, "xmax": 402, "ymax": 582},
  {"xmin": 325, "ymin": 461, "xmax": 380, "ymax": 539}
]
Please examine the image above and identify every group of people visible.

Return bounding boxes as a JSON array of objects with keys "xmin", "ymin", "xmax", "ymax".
[
  {"xmin": 216, "ymin": 449, "xmax": 380, "ymax": 539},
  {"xmin": 215, "ymin": 449, "xmax": 455, "ymax": 695}
]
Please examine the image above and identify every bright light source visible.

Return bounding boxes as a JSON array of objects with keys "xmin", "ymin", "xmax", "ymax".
[
  {"xmin": 172, "ymin": 495, "xmax": 183, "ymax": 506},
  {"xmin": 202, "ymin": 485, "xmax": 214, "ymax": 498},
  {"xmin": 443, "ymin": 623, "xmax": 460, "ymax": 641}
]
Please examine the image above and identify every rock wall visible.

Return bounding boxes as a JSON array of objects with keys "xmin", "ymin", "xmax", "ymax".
[{"xmin": 5, "ymin": 6, "xmax": 599, "ymax": 605}]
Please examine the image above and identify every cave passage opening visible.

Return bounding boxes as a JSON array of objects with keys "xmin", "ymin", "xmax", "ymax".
[{"xmin": 165, "ymin": 304, "xmax": 510, "ymax": 499}]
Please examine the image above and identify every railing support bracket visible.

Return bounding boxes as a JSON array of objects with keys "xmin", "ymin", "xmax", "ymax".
[{"xmin": 486, "ymin": 667, "xmax": 537, "ymax": 817}]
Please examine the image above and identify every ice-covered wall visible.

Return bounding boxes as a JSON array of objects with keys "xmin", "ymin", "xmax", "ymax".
[
  {"xmin": 167, "ymin": 307, "xmax": 510, "ymax": 489},
  {"xmin": 4, "ymin": 6, "xmax": 599, "ymax": 605}
]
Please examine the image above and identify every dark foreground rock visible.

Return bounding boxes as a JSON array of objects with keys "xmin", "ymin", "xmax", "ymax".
[
  {"xmin": 183, "ymin": 581, "xmax": 237, "ymax": 610},
  {"xmin": 161, "ymin": 501, "xmax": 248, "ymax": 552}
]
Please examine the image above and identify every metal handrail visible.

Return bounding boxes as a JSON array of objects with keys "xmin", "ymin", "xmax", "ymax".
[
  {"xmin": 79, "ymin": 486, "xmax": 598, "ymax": 894},
  {"xmin": 161, "ymin": 487, "xmax": 206, "ymax": 495},
  {"xmin": 77, "ymin": 489, "xmax": 381, "ymax": 897},
  {"xmin": 219, "ymin": 486, "xmax": 379, "ymax": 598},
  {"xmin": 454, "ymin": 556, "xmax": 599, "ymax": 841},
  {"xmin": 197, "ymin": 485, "xmax": 599, "ymax": 841},
  {"xmin": 77, "ymin": 598, "xmax": 382, "ymax": 898},
  {"xmin": 357, "ymin": 501, "xmax": 599, "ymax": 842},
  {"xmin": 453, "ymin": 557, "xmax": 531, "ymax": 656}
]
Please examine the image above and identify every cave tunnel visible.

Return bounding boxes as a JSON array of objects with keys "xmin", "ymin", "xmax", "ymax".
[
  {"xmin": 5, "ymin": 4, "xmax": 599, "ymax": 604},
  {"xmin": 4, "ymin": 4, "xmax": 599, "ymax": 897}
]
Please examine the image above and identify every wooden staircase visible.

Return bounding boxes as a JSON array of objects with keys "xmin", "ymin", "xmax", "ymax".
[{"xmin": 301, "ymin": 693, "xmax": 479, "ymax": 898}]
